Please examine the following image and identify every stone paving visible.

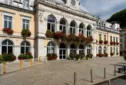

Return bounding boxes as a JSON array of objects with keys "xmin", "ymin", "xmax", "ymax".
[{"xmin": 0, "ymin": 57, "xmax": 125, "ymax": 85}]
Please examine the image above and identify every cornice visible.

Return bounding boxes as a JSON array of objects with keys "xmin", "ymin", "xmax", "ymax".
[{"xmin": 37, "ymin": 0, "xmax": 97, "ymax": 21}]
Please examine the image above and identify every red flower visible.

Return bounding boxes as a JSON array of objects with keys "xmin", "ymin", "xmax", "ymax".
[
  {"xmin": 99, "ymin": 40, "xmax": 103, "ymax": 44},
  {"xmin": 104, "ymin": 41, "xmax": 108, "ymax": 44},
  {"xmin": 3, "ymin": 28, "xmax": 14, "ymax": 35}
]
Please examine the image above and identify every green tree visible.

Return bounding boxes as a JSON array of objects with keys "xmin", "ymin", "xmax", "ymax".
[{"xmin": 107, "ymin": 9, "xmax": 126, "ymax": 28}]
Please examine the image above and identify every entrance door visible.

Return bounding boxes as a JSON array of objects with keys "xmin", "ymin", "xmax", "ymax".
[
  {"xmin": 60, "ymin": 49, "xmax": 66, "ymax": 59},
  {"xmin": 59, "ymin": 43, "xmax": 66, "ymax": 60}
]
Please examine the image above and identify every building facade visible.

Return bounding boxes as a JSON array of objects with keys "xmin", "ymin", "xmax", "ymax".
[
  {"xmin": 0, "ymin": 0, "xmax": 120, "ymax": 61},
  {"xmin": 120, "ymin": 29, "xmax": 126, "ymax": 56}
]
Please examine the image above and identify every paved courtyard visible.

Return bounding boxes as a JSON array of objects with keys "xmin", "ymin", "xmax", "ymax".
[{"xmin": 0, "ymin": 57, "xmax": 125, "ymax": 85}]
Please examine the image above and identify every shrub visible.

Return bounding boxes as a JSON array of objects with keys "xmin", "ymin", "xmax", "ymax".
[
  {"xmin": 69, "ymin": 53, "xmax": 75, "ymax": 60},
  {"xmin": 21, "ymin": 28, "xmax": 31, "ymax": 38},
  {"xmin": 47, "ymin": 53, "xmax": 57, "ymax": 60},
  {"xmin": 2, "ymin": 53, "xmax": 16, "ymax": 62},
  {"xmin": 18, "ymin": 52, "xmax": 33, "ymax": 60},
  {"xmin": 86, "ymin": 53, "xmax": 93, "ymax": 59},
  {"xmin": 45, "ymin": 30, "xmax": 54, "ymax": 38},
  {"xmin": 3, "ymin": 28, "xmax": 14, "ymax": 35}
]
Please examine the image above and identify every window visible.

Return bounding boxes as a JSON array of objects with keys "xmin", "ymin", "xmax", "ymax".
[
  {"xmin": 70, "ymin": 44, "xmax": 76, "ymax": 54},
  {"xmin": 47, "ymin": 15, "xmax": 56, "ymax": 32},
  {"xmin": 110, "ymin": 47, "xmax": 112, "ymax": 53},
  {"xmin": 4, "ymin": 15, "xmax": 12, "ymax": 29},
  {"xmin": 87, "ymin": 25, "xmax": 92, "ymax": 37},
  {"xmin": 99, "ymin": 46, "xmax": 102, "ymax": 54},
  {"xmin": 22, "ymin": 19, "xmax": 29, "ymax": 29},
  {"xmin": 79, "ymin": 23, "xmax": 84, "ymax": 35},
  {"xmin": 2, "ymin": 40, "xmax": 13, "ymax": 54},
  {"xmin": 87, "ymin": 45, "xmax": 92, "ymax": 54},
  {"xmin": 104, "ymin": 47, "xmax": 107, "ymax": 53},
  {"xmin": 116, "ymin": 37, "xmax": 118, "ymax": 42},
  {"xmin": 110, "ymin": 36, "xmax": 112, "ymax": 42},
  {"xmin": 60, "ymin": 18, "xmax": 67, "ymax": 33},
  {"xmin": 21, "ymin": 41, "xmax": 30, "ymax": 54},
  {"xmin": 113, "ymin": 37, "xmax": 115, "ymax": 42},
  {"xmin": 104, "ymin": 35, "xmax": 106, "ymax": 41},
  {"xmin": 47, "ymin": 42, "xmax": 55, "ymax": 54},
  {"xmin": 116, "ymin": 47, "xmax": 118, "ymax": 54},
  {"xmin": 113, "ymin": 47, "xmax": 115, "ymax": 54},
  {"xmin": 79, "ymin": 44, "xmax": 84, "ymax": 54},
  {"xmin": 120, "ymin": 44, "xmax": 122, "ymax": 48},
  {"xmin": 99, "ymin": 34, "xmax": 102, "ymax": 40},
  {"xmin": 70, "ymin": 21, "xmax": 76, "ymax": 34},
  {"xmin": 23, "ymin": 0, "xmax": 29, "ymax": 9}
]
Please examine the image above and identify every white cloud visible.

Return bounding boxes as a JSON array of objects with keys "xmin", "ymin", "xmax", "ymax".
[{"xmin": 81, "ymin": 0, "xmax": 126, "ymax": 19}]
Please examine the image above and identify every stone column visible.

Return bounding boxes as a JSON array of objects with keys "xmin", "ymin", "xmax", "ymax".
[
  {"xmin": 56, "ymin": 21, "xmax": 60, "ymax": 32},
  {"xmin": 77, "ymin": 46, "xmax": 79, "ymax": 54},
  {"xmin": 56, "ymin": 43, "xmax": 59, "ymax": 60},
  {"xmin": 14, "ymin": 45, "xmax": 20, "ymax": 62},
  {"xmin": 76, "ymin": 26, "xmax": 79, "ymax": 36}
]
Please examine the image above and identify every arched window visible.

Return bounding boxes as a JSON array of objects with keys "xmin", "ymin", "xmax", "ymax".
[
  {"xmin": 87, "ymin": 25, "xmax": 92, "ymax": 37},
  {"xmin": 47, "ymin": 41, "xmax": 55, "ymax": 54},
  {"xmin": 70, "ymin": 44, "xmax": 76, "ymax": 54},
  {"xmin": 79, "ymin": 44, "xmax": 84, "ymax": 54},
  {"xmin": 23, "ymin": 0, "xmax": 29, "ymax": 9},
  {"xmin": 99, "ymin": 46, "xmax": 102, "ymax": 54},
  {"xmin": 21, "ymin": 41, "xmax": 30, "ymax": 54},
  {"xmin": 60, "ymin": 18, "xmax": 67, "ymax": 33},
  {"xmin": 87, "ymin": 45, "xmax": 92, "ymax": 54},
  {"xmin": 70, "ymin": 20, "xmax": 76, "ymax": 34},
  {"xmin": 2, "ymin": 40, "xmax": 13, "ymax": 54},
  {"xmin": 79, "ymin": 23, "xmax": 84, "ymax": 35},
  {"xmin": 104, "ymin": 47, "xmax": 107, "ymax": 53},
  {"xmin": 47, "ymin": 15, "xmax": 56, "ymax": 32}
]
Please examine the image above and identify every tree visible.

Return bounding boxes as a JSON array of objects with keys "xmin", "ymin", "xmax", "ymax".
[{"xmin": 107, "ymin": 9, "xmax": 126, "ymax": 28}]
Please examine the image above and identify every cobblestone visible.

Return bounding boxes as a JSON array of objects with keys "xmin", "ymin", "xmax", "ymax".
[{"xmin": 0, "ymin": 57, "xmax": 125, "ymax": 85}]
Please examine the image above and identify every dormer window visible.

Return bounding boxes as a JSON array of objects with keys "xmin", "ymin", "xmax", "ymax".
[{"xmin": 23, "ymin": 0, "xmax": 29, "ymax": 9}]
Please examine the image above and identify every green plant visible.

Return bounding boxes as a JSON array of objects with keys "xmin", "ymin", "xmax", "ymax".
[
  {"xmin": 47, "ymin": 53, "xmax": 57, "ymax": 60},
  {"xmin": 86, "ymin": 53, "xmax": 93, "ymax": 60},
  {"xmin": 18, "ymin": 52, "xmax": 33, "ymax": 60},
  {"xmin": 21, "ymin": 28, "xmax": 31, "ymax": 38},
  {"xmin": 69, "ymin": 53, "xmax": 75, "ymax": 60},
  {"xmin": 45, "ymin": 30, "xmax": 54, "ymax": 38},
  {"xmin": 2, "ymin": 53, "xmax": 16, "ymax": 62},
  {"xmin": 0, "ymin": 55, "xmax": 3, "ymax": 64}
]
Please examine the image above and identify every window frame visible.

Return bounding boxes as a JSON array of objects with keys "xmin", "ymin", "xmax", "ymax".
[{"xmin": 23, "ymin": 0, "xmax": 29, "ymax": 9}]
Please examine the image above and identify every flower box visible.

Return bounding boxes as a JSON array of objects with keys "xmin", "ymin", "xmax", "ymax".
[
  {"xmin": 45, "ymin": 30, "xmax": 54, "ymax": 38},
  {"xmin": 3, "ymin": 28, "xmax": 14, "ymax": 35},
  {"xmin": 104, "ymin": 41, "xmax": 108, "ymax": 44},
  {"xmin": 110, "ymin": 53, "xmax": 114, "ymax": 56},
  {"xmin": 21, "ymin": 29, "xmax": 31, "ymax": 38},
  {"xmin": 2, "ymin": 53, "xmax": 16, "ymax": 62},
  {"xmin": 18, "ymin": 52, "xmax": 33, "ymax": 60},
  {"xmin": 99, "ymin": 40, "xmax": 103, "ymax": 44},
  {"xmin": 53, "ymin": 32, "xmax": 66, "ymax": 39},
  {"xmin": 47, "ymin": 53, "xmax": 57, "ymax": 60}
]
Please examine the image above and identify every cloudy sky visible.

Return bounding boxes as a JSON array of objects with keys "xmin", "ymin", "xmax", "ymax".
[{"xmin": 80, "ymin": 0, "xmax": 126, "ymax": 20}]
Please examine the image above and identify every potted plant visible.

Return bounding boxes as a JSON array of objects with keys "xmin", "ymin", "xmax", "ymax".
[
  {"xmin": 21, "ymin": 28, "xmax": 31, "ymax": 39},
  {"xmin": 2, "ymin": 53, "xmax": 16, "ymax": 62},
  {"xmin": 110, "ymin": 53, "xmax": 114, "ymax": 57},
  {"xmin": 67, "ymin": 34, "xmax": 76, "ymax": 42},
  {"xmin": 99, "ymin": 40, "xmax": 103, "ymax": 44},
  {"xmin": 104, "ymin": 41, "xmax": 108, "ymax": 44},
  {"xmin": 0, "ymin": 55, "xmax": 3, "ymax": 64},
  {"xmin": 45, "ymin": 30, "xmax": 54, "ymax": 38},
  {"xmin": 104, "ymin": 53, "xmax": 108, "ymax": 57},
  {"xmin": 3, "ymin": 28, "xmax": 14, "ymax": 35},
  {"xmin": 69, "ymin": 53, "xmax": 76, "ymax": 60},
  {"xmin": 86, "ymin": 53, "xmax": 93, "ymax": 60},
  {"xmin": 47, "ymin": 53, "xmax": 57, "ymax": 60}
]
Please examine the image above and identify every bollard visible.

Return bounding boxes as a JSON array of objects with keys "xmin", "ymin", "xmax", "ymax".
[
  {"xmin": 74, "ymin": 72, "xmax": 76, "ymax": 85},
  {"xmin": 90, "ymin": 69, "xmax": 93, "ymax": 83},
  {"xmin": 38, "ymin": 57, "xmax": 40, "ymax": 64},
  {"xmin": 104, "ymin": 68, "xmax": 106, "ymax": 79},
  {"xmin": 108, "ymin": 80, "xmax": 111, "ymax": 85},
  {"xmin": 3, "ymin": 62, "xmax": 6, "ymax": 74},
  {"xmin": 30, "ymin": 59, "xmax": 33, "ymax": 67},
  {"xmin": 114, "ymin": 65, "xmax": 116, "ymax": 76},
  {"xmin": 20, "ymin": 60, "xmax": 23, "ymax": 70}
]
